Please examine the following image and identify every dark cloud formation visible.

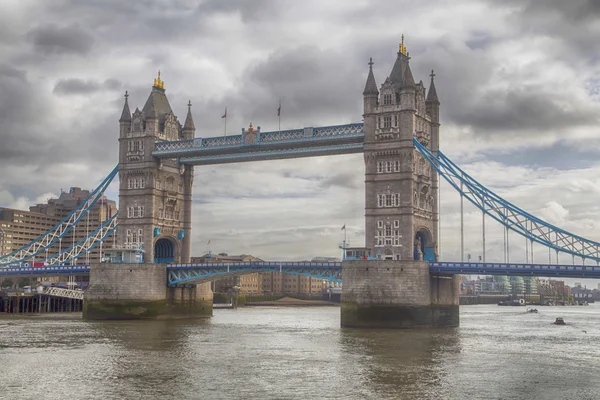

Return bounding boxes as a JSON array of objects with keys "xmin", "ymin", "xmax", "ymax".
[
  {"xmin": 26, "ymin": 24, "xmax": 94, "ymax": 55},
  {"xmin": 488, "ymin": 0, "xmax": 600, "ymax": 62},
  {"xmin": 53, "ymin": 78, "xmax": 122, "ymax": 96},
  {"xmin": 452, "ymin": 86, "xmax": 599, "ymax": 133},
  {"xmin": 1, "ymin": 0, "xmax": 600, "ymax": 261}
]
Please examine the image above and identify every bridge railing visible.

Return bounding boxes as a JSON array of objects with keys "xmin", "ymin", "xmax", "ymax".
[{"xmin": 153, "ymin": 123, "xmax": 364, "ymax": 156}]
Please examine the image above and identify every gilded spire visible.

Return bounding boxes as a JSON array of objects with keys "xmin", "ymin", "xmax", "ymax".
[
  {"xmin": 399, "ymin": 34, "xmax": 407, "ymax": 56},
  {"xmin": 153, "ymin": 70, "xmax": 165, "ymax": 89}
]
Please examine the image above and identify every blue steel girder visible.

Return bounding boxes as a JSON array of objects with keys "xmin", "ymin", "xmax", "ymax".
[
  {"xmin": 167, "ymin": 261, "xmax": 343, "ymax": 286},
  {"xmin": 0, "ymin": 166, "xmax": 119, "ymax": 267},
  {"xmin": 431, "ymin": 262, "xmax": 600, "ymax": 279},
  {"xmin": 413, "ymin": 138, "xmax": 600, "ymax": 263},
  {"xmin": 152, "ymin": 123, "xmax": 364, "ymax": 162}
]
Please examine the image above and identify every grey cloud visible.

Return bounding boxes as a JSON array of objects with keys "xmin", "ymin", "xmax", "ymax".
[
  {"xmin": 53, "ymin": 78, "xmax": 123, "ymax": 96},
  {"xmin": 487, "ymin": 0, "xmax": 600, "ymax": 61},
  {"xmin": 26, "ymin": 24, "xmax": 94, "ymax": 55},
  {"xmin": 453, "ymin": 86, "xmax": 599, "ymax": 133}
]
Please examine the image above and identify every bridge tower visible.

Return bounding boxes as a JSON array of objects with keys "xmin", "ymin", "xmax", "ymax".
[
  {"xmin": 84, "ymin": 73, "xmax": 212, "ymax": 320},
  {"xmin": 363, "ymin": 38, "xmax": 440, "ymax": 261},
  {"xmin": 342, "ymin": 39, "xmax": 458, "ymax": 329},
  {"xmin": 117, "ymin": 72, "xmax": 194, "ymax": 263}
]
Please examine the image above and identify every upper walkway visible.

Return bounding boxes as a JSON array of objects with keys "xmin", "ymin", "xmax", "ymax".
[
  {"xmin": 2, "ymin": 261, "xmax": 600, "ymax": 286},
  {"xmin": 152, "ymin": 123, "xmax": 364, "ymax": 164}
]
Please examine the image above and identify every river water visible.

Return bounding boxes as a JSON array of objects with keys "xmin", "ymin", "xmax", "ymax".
[{"xmin": 1, "ymin": 305, "xmax": 599, "ymax": 400}]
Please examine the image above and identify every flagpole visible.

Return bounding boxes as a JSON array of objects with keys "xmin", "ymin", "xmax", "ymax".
[
  {"xmin": 224, "ymin": 115, "xmax": 227, "ymax": 137},
  {"xmin": 278, "ymin": 100, "xmax": 281, "ymax": 133}
]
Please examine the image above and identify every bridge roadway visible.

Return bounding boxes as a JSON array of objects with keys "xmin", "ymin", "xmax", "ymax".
[
  {"xmin": 2, "ymin": 262, "xmax": 600, "ymax": 286},
  {"xmin": 152, "ymin": 123, "xmax": 365, "ymax": 164}
]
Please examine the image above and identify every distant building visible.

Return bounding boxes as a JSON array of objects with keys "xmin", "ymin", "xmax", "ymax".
[
  {"xmin": 0, "ymin": 187, "xmax": 116, "ymax": 264},
  {"xmin": 191, "ymin": 252, "xmax": 332, "ymax": 296},
  {"xmin": 191, "ymin": 253, "xmax": 263, "ymax": 294}
]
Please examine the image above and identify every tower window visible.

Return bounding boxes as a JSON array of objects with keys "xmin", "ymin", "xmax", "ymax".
[
  {"xmin": 394, "ymin": 115, "xmax": 398, "ymax": 127},
  {"xmin": 384, "ymin": 116, "xmax": 391, "ymax": 128},
  {"xmin": 377, "ymin": 118, "xmax": 381, "ymax": 129},
  {"xmin": 383, "ymin": 94, "xmax": 392, "ymax": 105}
]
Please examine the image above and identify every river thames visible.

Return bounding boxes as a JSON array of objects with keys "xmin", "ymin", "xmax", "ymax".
[{"xmin": 1, "ymin": 305, "xmax": 598, "ymax": 399}]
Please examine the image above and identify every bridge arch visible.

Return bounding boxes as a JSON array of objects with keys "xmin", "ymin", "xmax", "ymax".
[
  {"xmin": 414, "ymin": 227, "xmax": 435, "ymax": 262},
  {"xmin": 154, "ymin": 236, "xmax": 179, "ymax": 263}
]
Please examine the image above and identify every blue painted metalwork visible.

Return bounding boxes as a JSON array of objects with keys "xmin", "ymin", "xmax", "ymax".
[
  {"xmin": 167, "ymin": 261, "xmax": 343, "ymax": 286},
  {"xmin": 179, "ymin": 143, "xmax": 364, "ymax": 165},
  {"xmin": 152, "ymin": 123, "xmax": 364, "ymax": 159},
  {"xmin": 2, "ymin": 261, "xmax": 600, "ymax": 281},
  {"xmin": 431, "ymin": 262, "xmax": 600, "ymax": 279},
  {"xmin": 0, "ymin": 166, "xmax": 119, "ymax": 267},
  {"xmin": 154, "ymin": 238, "xmax": 174, "ymax": 262},
  {"xmin": 413, "ymin": 138, "xmax": 600, "ymax": 263},
  {"xmin": 0, "ymin": 265, "xmax": 91, "ymax": 278}
]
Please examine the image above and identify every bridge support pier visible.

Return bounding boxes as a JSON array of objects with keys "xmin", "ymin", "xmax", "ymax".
[
  {"xmin": 341, "ymin": 260, "xmax": 459, "ymax": 328},
  {"xmin": 83, "ymin": 263, "xmax": 213, "ymax": 320}
]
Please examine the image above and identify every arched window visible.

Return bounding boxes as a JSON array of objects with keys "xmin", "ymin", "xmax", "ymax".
[{"xmin": 166, "ymin": 176, "xmax": 175, "ymax": 192}]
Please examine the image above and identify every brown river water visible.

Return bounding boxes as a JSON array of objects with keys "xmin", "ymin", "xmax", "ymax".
[{"xmin": 1, "ymin": 305, "xmax": 599, "ymax": 399}]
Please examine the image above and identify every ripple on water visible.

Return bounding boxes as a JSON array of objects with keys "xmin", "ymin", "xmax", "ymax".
[{"xmin": 0, "ymin": 305, "xmax": 599, "ymax": 400}]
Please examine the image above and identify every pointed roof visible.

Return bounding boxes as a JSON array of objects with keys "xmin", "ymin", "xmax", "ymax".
[
  {"xmin": 143, "ymin": 86, "xmax": 172, "ymax": 120},
  {"xmin": 389, "ymin": 36, "xmax": 415, "ymax": 90},
  {"xmin": 142, "ymin": 72, "xmax": 173, "ymax": 121},
  {"xmin": 403, "ymin": 62, "xmax": 415, "ymax": 87},
  {"xmin": 119, "ymin": 91, "xmax": 131, "ymax": 122},
  {"xmin": 363, "ymin": 57, "xmax": 378, "ymax": 96},
  {"xmin": 426, "ymin": 70, "xmax": 440, "ymax": 104},
  {"xmin": 183, "ymin": 100, "xmax": 195, "ymax": 131}
]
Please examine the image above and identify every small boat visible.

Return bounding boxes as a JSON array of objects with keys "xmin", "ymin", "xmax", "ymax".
[
  {"xmin": 553, "ymin": 317, "xmax": 566, "ymax": 325},
  {"xmin": 527, "ymin": 308, "xmax": 538, "ymax": 313}
]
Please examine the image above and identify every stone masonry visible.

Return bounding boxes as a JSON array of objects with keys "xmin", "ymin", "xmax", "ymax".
[
  {"xmin": 362, "ymin": 38, "xmax": 440, "ymax": 261},
  {"xmin": 117, "ymin": 72, "xmax": 195, "ymax": 263}
]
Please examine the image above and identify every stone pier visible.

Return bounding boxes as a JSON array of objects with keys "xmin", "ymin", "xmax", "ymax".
[
  {"xmin": 341, "ymin": 260, "xmax": 459, "ymax": 328},
  {"xmin": 83, "ymin": 263, "xmax": 213, "ymax": 320}
]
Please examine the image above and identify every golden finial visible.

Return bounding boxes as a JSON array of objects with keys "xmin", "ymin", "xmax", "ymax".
[
  {"xmin": 399, "ymin": 34, "xmax": 407, "ymax": 56},
  {"xmin": 248, "ymin": 122, "xmax": 254, "ymax": 131},
  {"xmin": 153, "ymin": 70, "xmax": 165, "ymax": 89}
]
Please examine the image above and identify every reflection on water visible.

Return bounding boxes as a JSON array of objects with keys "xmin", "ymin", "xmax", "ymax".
[{"xmin": 1, "ymin": 305, "xmax": 599, "ymax": 399}]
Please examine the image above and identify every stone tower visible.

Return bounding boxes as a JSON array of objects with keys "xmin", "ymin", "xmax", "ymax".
[
  {"xmin": 363, "ymin": 37, "xmax": 440, "ymax": 261},
  {"xmin": 117, "ymin": 72, "xmax": 195, "ymax": 263}
]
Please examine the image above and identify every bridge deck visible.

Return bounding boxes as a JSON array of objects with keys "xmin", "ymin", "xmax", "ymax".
[
  {"xmin": 152, "ymin": 123, "xmax": 365, "ymax": 164},
  {"xmin": 1, "ymin": 262, "xmax": 599, "ymax": 283}
]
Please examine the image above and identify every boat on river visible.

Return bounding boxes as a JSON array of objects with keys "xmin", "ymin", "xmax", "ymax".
[{"xmin": 553, "ymin": 317, "xmax": 566, "ymax": 325}]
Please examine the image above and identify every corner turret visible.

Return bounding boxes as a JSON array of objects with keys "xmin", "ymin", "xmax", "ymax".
[
  {"xmin": 363, "ymin": 57, "xmax": 378, "ymax": 111},
  {"xmin": 183, "ymin": 100, "xmax": 195, "ymax": 140},
  {"xmin": 119, "ymin": 91, "xmax": 131, "ymax": 137}
]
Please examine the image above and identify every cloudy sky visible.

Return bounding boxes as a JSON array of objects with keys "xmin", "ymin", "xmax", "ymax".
[{"xmin": 1, "ymin": 0, "xmax": 600, "ymax": 284}]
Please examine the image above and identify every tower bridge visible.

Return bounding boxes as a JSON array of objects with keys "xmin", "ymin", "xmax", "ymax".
[{"xmin": 2, "ymin": 38, "xmax": 599, "ymax": 327}]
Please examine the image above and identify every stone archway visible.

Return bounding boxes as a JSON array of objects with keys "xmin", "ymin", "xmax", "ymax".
[
  {"xmin": 384, "ymin": 248, "xmax": 394, "ymax": 260},
  {"xmin": 414, "ymin": 228, "xmax": 435, "ymax": 262},
  {"xmin": 154, "ymin": 238, "xmax": 175, "ymax": 263}
]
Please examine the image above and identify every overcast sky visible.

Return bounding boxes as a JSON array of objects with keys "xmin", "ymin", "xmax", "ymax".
[{"xmin": 1, "ymin": 0, "xmax": 599, "ymax": 285}]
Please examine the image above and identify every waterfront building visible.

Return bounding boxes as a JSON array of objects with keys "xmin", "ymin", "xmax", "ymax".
[
  {"xmin": 191, "ymin": 253, "xmax": 263, "ymax": 294},
  {"xmin": 192, "ymin": 252, "xmax": 330, "ymax": 296}
]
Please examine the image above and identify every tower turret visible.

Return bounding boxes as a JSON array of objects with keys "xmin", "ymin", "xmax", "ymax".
[
  {"xmin": 182, "ymin": 100, "xmax": 195, "ymax": 140},
  {"xmin": 363, "ymin": 58, "xmax": 378, "ymax": 142},
  {"xmin": 119, "ymin": 91, "xmax": 131, "ymax": 137},
  {"xmin": 426, "ymin": 69, "xmax": 440, "ymax": 123}
]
